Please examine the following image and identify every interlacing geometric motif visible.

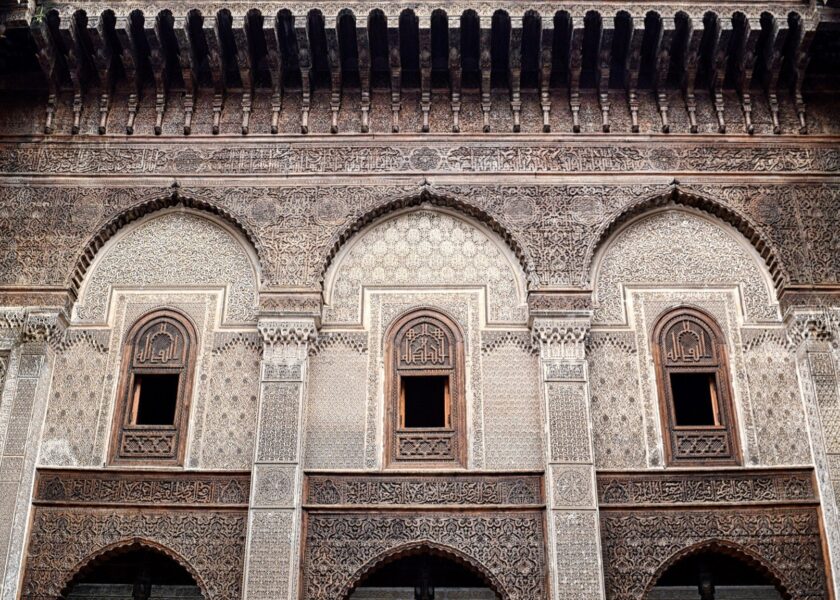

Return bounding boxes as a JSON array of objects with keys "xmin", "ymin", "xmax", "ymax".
[
  {"xmin": 601, "ymin": 507, "xmax": 827, "ymax": 600},
  {"xmin": 302, "ymin": 512, "xmax": 547, "ymax": 600},
  {"xmin": 21, "ymin": 507, "xmax": 247, "ymax": 600}
]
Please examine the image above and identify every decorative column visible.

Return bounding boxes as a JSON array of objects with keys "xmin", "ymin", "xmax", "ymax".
[
  {"xmin": 532, "ymin": 313, "xmax": 607, "ymax": 600},
  {"xmin": 243, "ymin": 316, "xmax": 317, "ymax": 600},
  {"xmin": 787, "ymin": 308, "xmax": 840, "ymax": 594},
  {"xmin": 0, "ymin": 309, "xmax": 66, "ymax": 600}
]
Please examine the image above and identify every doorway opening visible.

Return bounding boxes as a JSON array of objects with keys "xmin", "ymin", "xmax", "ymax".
[
  {"xmin": 64, "ymin": 545, "xmax": 203, "ymax": 600},
  {"xmin": 647, "ymin": 548, "xmax": 786, "ymax": 600},
  {"xmin": 349, "ymin": 550, "xmax": 500, "ymax": 600}
]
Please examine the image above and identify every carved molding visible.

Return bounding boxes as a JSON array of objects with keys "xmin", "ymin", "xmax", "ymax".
[
  {"xmin": 305, "ymin": 473, "xmax": 544, "ymax": 507},
  {"xmin": 258, "ymin": 318, "xmax": 318, "ymax": 348},
  {"xmin": 532, "ymin": 318, "xmax": 591, "ymax": 360},
  {"xmin": 597, "ymin": 469, "xmax": 816, "ymax": 507},
  {"xmin": 33, "ymin": 468, "xmax": 251, "ymax": 507},
  {"xmin": 2, "ymin": 141, "xmax": 837, "ymax": 176}
]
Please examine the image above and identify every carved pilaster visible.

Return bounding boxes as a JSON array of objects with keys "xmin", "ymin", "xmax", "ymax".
[
  {"xmin": 531, "ymin": 316, "xmax": 606, "ymax": 600},
  {"xmin": 0, "ymin": 309, "xmax": 65, "ymax": 599},
  {"xmin": 786, "ymin": 308, "xmax": 840, "ymax": 594},
  {"xmin": 244, "ymin": 316, "xmax": 317, "ymax": 600}
]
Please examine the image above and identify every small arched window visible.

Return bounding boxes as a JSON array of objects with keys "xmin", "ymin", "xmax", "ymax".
[
  {"xmin": 110, "ymin": 309, "xmax": 197, "ymax": 465},
  {"xmin": 652, "ymin": 307, "xmax": 741, "ymax": 465},
  {"xmin": 385, "ymin": 309, "xmax": 466, "ymax": 468}
]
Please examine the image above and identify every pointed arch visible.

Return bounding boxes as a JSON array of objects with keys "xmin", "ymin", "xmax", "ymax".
[
  {"xmin": 342, "ymin": 540, "xmax": 507, "ymax": 600},
  {"xmin": 586, "ymin": 185, "xmax": 788, "ymax": 292},
  {"xmin": 318, "ymin": 187, "xmax": 536, "ymax": 289},
  {"xmin": 644, "ymin": 539, "xmax": 791, "ymax": 600},
  {"xmin": 59, "ymin": 538, "xmax": 210, "ymax": 600},
  {"xmin": 68, "ymin": 187, "xmax": 263, "ymax": 297}
]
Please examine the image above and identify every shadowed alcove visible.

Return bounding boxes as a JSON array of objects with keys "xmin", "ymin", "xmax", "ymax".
[
  {"xmin": 64, "ymin": 546, "xmax": 203, "ymax": 600},
  {"xmin": 349, "ymin": 551, "xmax": 500, "ymax": 600},
  {"xmin": 647, "ymin": 549, "xmax": 785, "ymax": 600}
]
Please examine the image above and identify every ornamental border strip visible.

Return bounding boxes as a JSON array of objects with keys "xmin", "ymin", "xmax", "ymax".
[
  {"xmin": 1, "ymin": 139, "xmax": 838, "ymax": 175},
  {"xmin": 304, "ymin": 472, "xmax": 545, "ymax": 507},
  {"xmin": 33, "ymin": 468, "xmax": 252, "ymax": 508},
  {"xmin": 597, "ymin": 468, "xmax": 817, "ymax": 507}
]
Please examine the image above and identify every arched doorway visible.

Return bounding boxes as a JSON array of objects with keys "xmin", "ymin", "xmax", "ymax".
[
  {"xmin": 647, "ymin": 547, "xmax": 786, "ymax": 600},
  {"xmin": 63, "ymin": 545, "xmax": 204, "ymax": 600},
  {"xmin": 349, "ymin": 548, "xmax": 501, "ymax": 600}
]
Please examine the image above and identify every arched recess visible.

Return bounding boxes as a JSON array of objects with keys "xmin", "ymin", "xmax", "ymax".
[
  {"xmin": 644, "ymin": 540, "xmax": 791, "ymax": 600},
  {"xmin": 342, "ymin": 541, "xmax": 507, "ymax": 600},
  {"xmin": 322, "ymin": 190, "xmax": 530, "ymax": 325},
  {"xmin": 585, "ymin": 185, "xmax": 788, "ymax": 293},
  {"xmin": 68, "ymin": 187, "xmax": 264, "ymax": 297},
  {"xmin": 318, "ymin": 187, "xmax": 536, "ymax": 290},
  {"xmin": 72, "ymin": 194, "xmax": 261, "ymax": 325},
  {"xmin": 590, "ymin": 199, "xmax": 780, "ymax": 325},
  {"xmin": 59, "ymin": 538, "xmax": 210, "ymax": 600}
]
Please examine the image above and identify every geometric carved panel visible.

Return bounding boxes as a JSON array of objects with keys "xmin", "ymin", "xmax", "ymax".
[
  {"xmin": 601, "ymin": 506, "xmax": 827, "ymax": 600},
  {"xmin": 74, "ymin": 211, "xmax": 258, "ymax": 324},
  {"xmin": 324, "ymin": 209, "xmax": 526, "ymax": 325},
  {"xmin": 21, "ymin": 507, "xmax": 247, "ymax": 600},
  {"xmin": 594, "ymin": 210, "xmax": 777, "ymax": 325},
  {"xmin": 481, "ymin": 341, "xmax": 544, "ymax": 470},
  {"xmin": 302, "ymin": 511, "xmax": 547, "ymax": 600}
]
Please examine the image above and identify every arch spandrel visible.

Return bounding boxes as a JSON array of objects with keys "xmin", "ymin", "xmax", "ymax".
[
  {"xmin": 322, "ymin": 206, "xmax": 529, "ymax": 326},
  {"xmin": 592, "ymin": 208, "xmax": 779, "ymax": 326},
  {"xmin": 73, "ymin": 208, "xmax": 260, "ymax": 325}
]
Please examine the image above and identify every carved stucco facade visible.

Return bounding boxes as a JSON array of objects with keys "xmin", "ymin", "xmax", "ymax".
[{"xmin": 0, "ymin": 4, "xmax": 838, "ymax": 594}]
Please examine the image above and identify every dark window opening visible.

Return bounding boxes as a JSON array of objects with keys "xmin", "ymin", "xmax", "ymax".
[
  {"xmin": 670, "ymin": 372, "xmax": 718, "ymax": 426},
  {"xmin": 402, "ymin": 375, "xmax": 448, "ymax": 428},
  {"xmin": 133, "ymin": 374, "xmax": 180, "ymax": 425}
]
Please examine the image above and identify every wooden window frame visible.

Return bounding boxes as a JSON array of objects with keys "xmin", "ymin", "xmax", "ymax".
[
  {"xmin": 109, "ymin": 309, "xmax": 197, "ymax": 466},
  {"xmin": 652, "ymin": 306, "xmax": 741, "ymax": 466},
  {"xmin": 384, "ymin": 308, "xmax": 466, "ymax": 468}
]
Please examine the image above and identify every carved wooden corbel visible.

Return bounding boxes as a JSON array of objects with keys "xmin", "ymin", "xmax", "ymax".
[
  {"xmin": 682, "ymin": 20, "xmax": 703, "ymax": 134},
  {"xmin": 479, "ymin": 16, "xmax": 492, "ymax": 132},
  {"xmin": 568, "ymin": 20, "xmax": 584, "ymax": 133},
  {"xmin": 538, "ymin": 22, "xmax": 554, "ymax": 132},
  {"xmin": 625, "ymin": 21, "xmax": 643, "ymax": 133},
  {"xmin": 448, "ymin": 22, "xmax": 462, "ymax": 133},
  {"xmin": 509, "ymin": 18, "xmax": 523, "ymax": 133},
  {"xmin": 597, "ymin": 21, "xmax": 611, "ymax": 133}
]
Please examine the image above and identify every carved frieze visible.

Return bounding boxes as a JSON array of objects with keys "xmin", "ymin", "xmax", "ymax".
[
  {"xmin": 305, "ymin": 473, "xmax": 543, "ymax": 506},
  {"xmin": 1, "ymin": 182, "xmax": 838, "ymax": 293},
  {"xmin": 597, "ymin": 469, "xmax": 816, "ymax": 507},
  {"xmin": 33, "ymin": 469, "xmax": 251, "ymax": 507},
  {"xmin": 1, "ymin": 141, "xmax": 837, "ymax": 176}
]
